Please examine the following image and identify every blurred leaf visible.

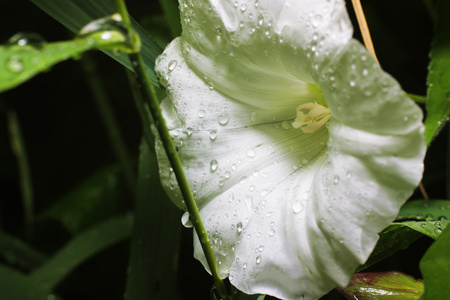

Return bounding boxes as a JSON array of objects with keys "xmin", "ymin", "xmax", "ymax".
[
  {"xmin": 0, "ymin": 230, "xmax": 46, "ymax": 270},
  {"xmin": 29, "ymin": 215, "xmax": 133, "ymax": 291},
  {"xmin": 124, "ymin": 139, "xmax": 182, "ymax": 299},
  {"xmin": 397, "ymin": 200, "xmax": 450, "ymax": 221},
  {"xmin": 424, "ymin": 0, "xmax": 450, "ymax": 145},
  {"xmin": 0, "ymin": 264, "xmax": 49, "ymax": 300},
  {"xmin": 158, "ymin": 0, "xmax": 182, "ymax": 38},
  {"xmin": 37, "ymin": 166, "xmax": 125, "ymax": 234},
  {"xmin": 358, "ymin": 224, "xmax": 423, "ymax": 271},
  {"xmin": 420, "ymin": 224, "xmax": 450, "ymax": 299},
  {"xmin": 337, "ymin": 272, "xmax": 423, "ymax": 300},
  {"xmin": 0, "ymin": 29, "xmax": 127, "ymax": 93},
  {"xmin": 31, "ymin": 0, "xmax": 162, "ymax": 86}
]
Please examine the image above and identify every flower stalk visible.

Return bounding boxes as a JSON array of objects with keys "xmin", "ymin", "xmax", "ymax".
[{"xmin": 113, "ymin": 0, "xmax": 229, "ymax": 298}]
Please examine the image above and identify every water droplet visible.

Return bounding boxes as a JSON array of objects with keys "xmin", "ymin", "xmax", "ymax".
[
  {"xmin": 292, "ymin": 201, "xmax": 304, "ymax": 214},
  {"xmin": 362, "ymin": 69, "xmax": 368, "ymax": 76},
  {"xmin": 168, "ymin": 60, "xmax": 177, "ymax": 72},
  {"xmin": 181, "ymin": 212, "xmax": 192, "ymax": 228},
  {"xmin": 260, "ymin": 190, "xmax": 268, "ymax": 197},
  {"xmin": 269, "ymin": 229, "xmax": 275, "ymax": 236},
  {"xmin": 403, "ymin": 116, "xmax": 409, "ymax": 122},
  {"xmin": 349, "ymin": 81, "xmax": 355, "ymax": 87},
  {"xmin": 210, "ymin": 160, "xmax": 219, "ymax": 172},
  {"xmin": 236, "ymin": 222, "xmax": 243, "ymax": 233},
  {"xmin": 256, "ymin": 256, "xmax": 262, "ymax": 264},
  {"xmin": 258, "ymin": 245, "xmax": 264, "ymax": 252},
  {"xmin": 197, "ymin": 109, "xmax": 206, "ymax": 118},
  {"xmin": 7, "ymin": 56, "xmax": 24, "ymax": 73},
  {"xmin": 186, "ymin": 127, "xmax": 193, "ymax": 136},
  {"xmin": 346, "ymin": 171, "xmax": 352, "ymax": 179},
  {"xmin": 246, "ymin": 149, "xmax": 256, "ymax": 157},
  {"xmin": 217, "ymin": 113, "xmax": 230, "ymax": 126},
  {"xmin": 240, "ymin": 176, "xmax": 247, "ymax": 183},
  {"xmin": 281, "ymin": 121, "xmax": 291, "ymax": 129},
  {"xmin": 301, "ymin": 158, "xmax": 309, "ymax": 165},
  {"xmin": 243, "ymin": 262, "xmax": 247, "ymax": 269},
  {"xmin": 250, "ymin": 112, "xmax": 257, "ymax": 121},
  {"xmin": 231, "ymin": 164, "xmax": 237, "ymax": 171},
  {"xmin": 8, "ymin": 32, "xmax": 46, "ymax": 47},
  {"xmin": 209, "ymin": 130, "xmax": 217, "ymax": 140},
  {"xmin": 240, "ymin": 3, "xmax": 247, "ymax": 12},
  {"xmin": 333, "ymin": 175, "xmax": 340, "ymax": 184}
]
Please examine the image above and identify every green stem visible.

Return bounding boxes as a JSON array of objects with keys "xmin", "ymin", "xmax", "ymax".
[
  {"xmin": 7, "ymin": 110, "xmax": 34, "ymax": 239},
  {"xmin": 114, "ymin": 1, "xmax": 229, "ymax": 299},
  {"xmin": 407, "ymin": 93, "xmax": 427, "ymax": 104},
  {"xmin": 81, "ymin": 54, "xmax": 137, "ymax": 199}
]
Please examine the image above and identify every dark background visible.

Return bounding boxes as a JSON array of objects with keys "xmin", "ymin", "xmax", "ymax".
[{"xmin": 0, "ymin": 1, "xmax": 446, "ymax": 299}]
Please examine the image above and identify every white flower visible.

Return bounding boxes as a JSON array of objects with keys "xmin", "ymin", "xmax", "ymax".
[{"xmin": 155, "ymin": 0, "xmax": 425, "ymax": 299}]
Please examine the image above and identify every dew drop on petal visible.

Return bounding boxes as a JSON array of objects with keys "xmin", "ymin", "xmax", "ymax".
[
  {"xmin": 281, "ymin": 121, "xmax": 291, "ymax": 129},
  {"xmin": 168, "ymin": 60, "xmax": 177, "ymax": 72},
  {"xmin": 181, "ymin": 211, "xmax": 192, "ymax": 228},
  {"xmin": 224, "ymin": 171, "xmax": 231, "ymax": 179},
  {"xmin": 258, "ymin": 245, "xmax": 264, "ymax": 252},
  {"xmin": 346, "ymin": 170, "xmax": 352, "ymax": 179},
  {"xmin": 292, "ymin": 201, "xmax": 304, "ymax": 214},
  {"xmin": 210, "ymin": 160, "xmax": 219, "ymax": 172},
  {"xmin": 301, "ymin": 158, "xmax": 309, "ymax": 165},
  {"xmin": 236, "ymin": 222, "xmax": 243, "ymax": 233},
  {"xmin": 243, "ymin": 262, "xmax": 247, "ymax": 269},
  {"xmin": 333, "ymin": 175, "xmax": 340, "ymax": 184},
  {"xmin": 256, "ymin": 255, "xmax": 262, "ymax": 264},
  {"xmin": 186, "ymin": 127, "xmax": 193, "ymax": 136},
  {"xmin": 269, "ymin": 229, "xmax": 275, "ymax": 236},
  {"xmin": 217, "ymin": 113, "xmax": 230, "ymax": 126},
  {"xmin": 246, "ymin": 149, "xmax": 256, "ymax": 157},
  {"xmin": 240, "ymin": 3, "xmax": 247, "ymax": 12},
  {"xmin": 209, "ymin": 130, "xmax": 217, "ymax": 140},
  {"xmin": 197, "ymin": 109, "xmax": 206, "ymax": 118},
  {"xmin": 250, "ymin": 112, "xmax": 257, "ymax": 121}
]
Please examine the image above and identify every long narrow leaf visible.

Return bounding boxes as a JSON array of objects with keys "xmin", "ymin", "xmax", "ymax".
[
  {"xmin": 0, "ymin": 29, "xmax": 127, "ymax": 92},
  {"xmin": 424, "ymin": 0, "xmax": 450, "ymax": 145},
  {"xmin": 31, "ymin": 0, "xmax": 162, "ymax": 86},
  {"xmin": 29, "ymin": 215, "xmax": 133, "ymax": 292},
  {"xmin": 124, "ymin": 138, "xmax": 182, "ymax": 299},
  {"xmin": 0, "ymin": 264, "xmax": 48, "ymax": 300}
]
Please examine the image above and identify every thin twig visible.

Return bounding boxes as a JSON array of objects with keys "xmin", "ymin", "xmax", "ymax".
[{"xmin": 351, "ymin": 0, "xmax": 378, "ymax": 64}]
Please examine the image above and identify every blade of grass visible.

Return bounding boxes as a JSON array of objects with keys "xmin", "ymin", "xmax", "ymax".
[
  {"xmin": 0, "ymin": 29, "xmax": 127, "ymax": 92},
  {"xmin": 124, "ymin": 139, "xmax": 181, "ymax": 299},
  {"xmin": 31, "ymin": 0, "xmax": 162, "ymax": 86},
  {"xmin": 7, "ymin": 110, "xmax": 34, "ymax": 238},
  {"xmin": 29, "ymin": 215, "xmax": 133, "ymax": 292},
  {"xmin": 81, "ymin": 54, "xmax": 136, "ymax": 198},
  {"xmin": 0, "ymin": 230, "xmax": 47, "ymax": 270},
  {"xmin": 158, "ymin": 0, "xmax": 182, "ymax": 38},
  {"xmin": 0, "ymin": 264, "xmax": 49, "ymax": 300}
]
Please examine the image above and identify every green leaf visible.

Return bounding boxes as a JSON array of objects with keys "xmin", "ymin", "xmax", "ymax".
[
  {"xmin": 0, "ymin": 29, "xmax": 127, "ymax": 93},
  {"xmin": 31, "ymin": 0, "xmax": 162, "ymax": 86},
  {"xmin": 420, "ymin": 224, "xmax": 450, "ymax": 299},
  {"xmin": 158, "ymin": 0, "xmax": 182, "ymax": 38},
  {"xmin": 358, "ymin": 224, "xmax": 423, "ymax": 271},
  {"xmin": 29, "ymin": 215, "xmax": 133, "ymax": 291},
  {"xmin": 338, "ymin": 272, "xmax": 423, "ymax": 300},
  {"xmin": 397, "ymin": 200, "xmax": 450, "ymax": 221},
  {"xmin": 0, "ymin": 264, "xmax": 49, "ymax": 300},
  {"xmin": 424, "ymin": 0, "xmax": 450, "ymax": 145},
  {"xmin": 400, "ymin": 220, "xmax": 448, "ymax": 240},
  {"xmin": 124, "ymin": 139, "xmax": 182, "ymax": 299},
  {"xmin": 359, "ymin": 220, "xmax": 448, "ymax": 271},
  {"xmin": 37, "ymin": 166, "xmax": 125, "ymax": 234}
]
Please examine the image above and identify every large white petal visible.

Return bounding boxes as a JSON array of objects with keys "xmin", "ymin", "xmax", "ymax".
[{"xmin": 155, "ymin": 0, "xmax": 426, "ymax": 299}]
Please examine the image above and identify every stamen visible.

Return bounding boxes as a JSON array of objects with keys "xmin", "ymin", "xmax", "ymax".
[{"xmin": 292, "ymin": 102, "xmax": 331, "ymax": 133}]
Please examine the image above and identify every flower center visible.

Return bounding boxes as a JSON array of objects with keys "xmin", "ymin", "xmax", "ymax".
[{"xmin": 292, "ymin": 102, "xmax": 331, "ymax": 133}]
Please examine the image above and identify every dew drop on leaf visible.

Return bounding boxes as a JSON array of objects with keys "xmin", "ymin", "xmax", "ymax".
[{"xmin": 7, "ymin": 56, "xmax": 24, "ymax": 73}]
